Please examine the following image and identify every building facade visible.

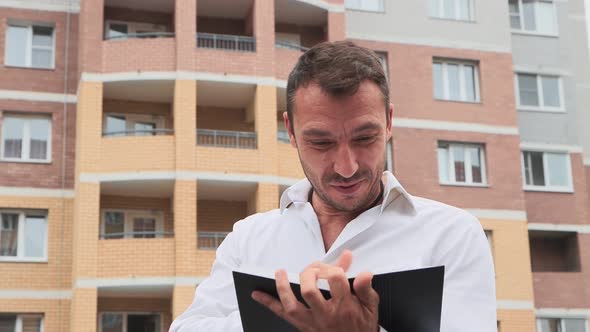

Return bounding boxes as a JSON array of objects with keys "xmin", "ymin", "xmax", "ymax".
[{"xmin": 0, "ymin": 0, "xmax": 588, "ymax": 331}]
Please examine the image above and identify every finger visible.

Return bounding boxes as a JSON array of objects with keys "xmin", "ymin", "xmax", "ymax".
[
  {"xmin": 251, "ymin": 290, "xmax": 285, "ymax": 317},
  {"xmin": 300, "ymin": 267, "xmax": 327, "ymax": 311},
  {"xmin": 275, "ymin": 269, "xmax": 302, "ymax": 315},
  {"xmin": 325, "ymin": 266, "xmax": 351, "ymax": 301},
  {"xmin": 336, "ymin": 250, "xmax": 353, "ymax": 272},
  {"xmin": 353, "ymin": 272, "xmax": 380, "ymax": 311}
]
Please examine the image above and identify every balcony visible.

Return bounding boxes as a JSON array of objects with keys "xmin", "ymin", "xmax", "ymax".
[
  {"xmin": 197, "ymin": 129, "xmax": 257, "ymax": 149},
  {"xmin": 196, "ymin": 180, "xmax": 255, "ymax": 250},
  {"xmin": 195, "ymin": 81, "xmax": 261, "ymax": 173},
  {"xmin": 197, "ymin": 33, "xmax": 256, "ymax": 52},
  {"xmin": 274, "ymin": 0, "xmax": 328, "ymax": 80},
  {"xmin": 101, "ymin": 81, "xmax": 175, "ymax": 172},
  {"xmin": 102, "ymin": 0, "xmax": 176, "ymax": 73},
  {"xmin": 98, "ymin": 294, "xmax": 173, "ymax": 332}
]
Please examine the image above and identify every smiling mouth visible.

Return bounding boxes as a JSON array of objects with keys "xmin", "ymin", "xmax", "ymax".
[{"xmin": 331, "ymin": 181, "xmax": 363, "ymax": 194}]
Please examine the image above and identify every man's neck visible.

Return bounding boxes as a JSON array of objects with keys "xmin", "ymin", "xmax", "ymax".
[{"xmin": 311, "ymin": 181, "xmax": 384, "ymax": 252}]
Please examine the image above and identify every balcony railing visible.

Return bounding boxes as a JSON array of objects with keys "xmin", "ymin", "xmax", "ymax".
[
  {"xmin": 196, "ymin": 129, "xmax": 257, "ymax": 149},
  {"xmin": 197, "ymin": 32, "xmax": 256, "ymax": 52},
  {"xmin": 277, "ymin": 129, "xmax": 290, "ymax": 143},
  {"xmin": 102, "ymin": 129, "xmax": 174, "ymax": 137},
  {"xmin": 99, "ymin": 231, "xmax": 174, "ymax": 239},
  {"xmin": 275, "ymin": 40, "xmax": 309, "ymax": 52},
  {"xmin": 105, "ymin": 32, "xmax": 175, "ymax": 41},
  {"xmin": 198, "ymin": 231, "xmax": 230, "ymax": 250}
]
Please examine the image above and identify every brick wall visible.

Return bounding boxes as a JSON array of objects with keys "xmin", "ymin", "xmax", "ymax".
[
  {"xmin": 275, "ymin": 23, "xmax": 325, "ymax": 48},
  {"xmin": 197, "ymin": 200, "xmax": 248, "ymax": 232},
  {"xmin": 197, "ymin": 106, "xmax": 253, "ymax": 131},
  {"xmin": 0, "ymin": 299, "xmax": 71, "ymax": 332},
  {"xmin": 0, "ymin": 102, "xmax": 76, "ymax": 189}
]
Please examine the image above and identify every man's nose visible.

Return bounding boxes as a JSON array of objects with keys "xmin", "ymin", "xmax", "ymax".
[{"xmin": 333, "ymin": 144, "xmax": 359, "ymax": 179}]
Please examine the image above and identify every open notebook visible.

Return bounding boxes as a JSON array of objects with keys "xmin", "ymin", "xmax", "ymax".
[{"xmin": 233, "ymin": 265, "xmax": 445, "ymax": 332}]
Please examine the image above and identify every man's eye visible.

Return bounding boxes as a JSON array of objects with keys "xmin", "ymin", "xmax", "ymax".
[
  {"xmin": 311, "ymin": 141, "xmax": 333, "ymax": 147},
  {"xmin": 355, "ymin": 136, "xmax": 376, "ymax": 143}
]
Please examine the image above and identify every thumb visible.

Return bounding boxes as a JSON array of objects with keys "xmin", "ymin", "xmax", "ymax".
[{"xmin": 353, "ymin": 271, "xmax": 379, "ymax": 311}]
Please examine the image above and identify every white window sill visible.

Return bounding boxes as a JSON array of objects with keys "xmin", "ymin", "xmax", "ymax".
[
  {"xmin": 440, "ymin": 182, "xmax": 489, "ymax": 188},
  {"xmin": 523, "ymin": 185, "xmax": 574, "ymax": 193},
  {"xmin": 511, "ymin": 30, "xmax": 559, "ymax": 38},
  {"xmin": 428, "ymin": 16, "xmax": 476, "ymax": 24},
  {"xmin": 345, "ymin": 8, "xmax": 385, "ymax": 13},
  {"xmin": 0, "ymin": 158, "xmax": 52, "ymax": 164},
  {"xmin": 517, "ymin": 106, "xmax": 565, "ymax": 113},
  {"xmin": 0, "ymin": 257, "xmax": 48, "ymax": 263},
  {"xmin": 4, "ymin": 64, "xmax": 56, "ymax": 71},
  {"xmin": 434, "ymin": 98, "xmax": 481, "ymax": 105}
]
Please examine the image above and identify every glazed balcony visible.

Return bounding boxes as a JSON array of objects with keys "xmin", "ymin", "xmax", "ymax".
[{"xmin": 102, "ymin": 0, "xmax": 176, "ymax": 73}]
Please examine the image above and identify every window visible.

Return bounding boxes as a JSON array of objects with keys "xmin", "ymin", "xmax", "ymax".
[
  {"xmin": 522, "ymin": 151, "xmax": 572, "ymax": 191},
  {"xmin": 376, "ymin": 52, "xmax": 388, "ymax": 79},
  {"xmin": 433, "ymin": 60, "xmax": 480, "ymax": 102},
  {"xmin": 104, "ymin": 21, "xmax": 168, "ymax": 40},
  {"xmin": 103, "ymin": 114, "xmax": 165, "ymax": 137},
  {"xmin": 0, "ymin": 211, "xmax": 47, "ymax": 261},
  {"xmin": 101, "ymin": 210, "xmax": 164, "ymax": 239},
  {"xmin": 0, "ymin": 314, "xmax": 44, "ymax": 332},
  {"xmin": 5, "ymin": 24, "xmax": 54, "ymax": 69},
  {"xmin": 537, "ymin": 318, "xmax": 588, "ymax": 332},
  {"xmin": 509, "ymin": 0, "xmax": 557, "ymax": 35},
  {"xmin": 100, "ymin": 313, "xmax": 161, "ymax": 332},
  {"xmin": 1, "ymin": 114, "xmax": 51, "ymax": 162},
  {"xmin": 438, "ymin": 142, "xmax": 487, "ymax": 186},
  {"xmin": 430, "ymin": 0, "xmax": 474, "ymax": 21},
  {"xmin": 516, "ymin": 73, "xmax": 563, "ymax": 111},
  {"xmin": 345, "ymin": 0, "xmax": 384, "ymax": 12}
]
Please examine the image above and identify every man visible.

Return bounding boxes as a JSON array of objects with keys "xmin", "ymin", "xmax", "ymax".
[{"xmin": 170, "ymin": 41, "xmax": 496, "ymax": 332}]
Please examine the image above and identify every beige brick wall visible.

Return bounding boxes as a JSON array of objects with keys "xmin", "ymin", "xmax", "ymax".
[
  {"xmin": 497, "ymin": 310, "xmax": 536, "ymax": 332},
  {"xmin": 0, "ymin": 299, "xmax": 71, "ymax": 332},
  {"xmin": 197, "ymin": 200, "xmax": 248, "ymax": 232},
  {"xmin": 0, "ymin": 196, "xmax": 73, "ymax": 289}
]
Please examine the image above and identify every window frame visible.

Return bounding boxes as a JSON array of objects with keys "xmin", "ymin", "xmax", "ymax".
[
  {"xmin": 510, "ymin": 0, "xmax": 559, "ymax": 37},
  {"xmin": 4, "ymin": 22, "xmax": 56, "ymax": 69},
  {"xmin": 515, "ymin": 73, "xmax": 565, "ymax": 112},
  {"xmin": 536, "ymin": 317, "xmax": 589, "ymax": 332},
  {"xmin": 437, "ymin": 142, "xmax": 488, "ymax": 187},
  {"xmin": 344, "ymin": 0, "xmax": 385, "ymax": 13},
  {"xmin": 0, "ymin": 113, "xmax": 52, "ymax": 163},
  {"xmin": 433, "ymin": 59, "xmax": 481, "ymax": 103},
  {"xmin": 0, "ymin": 210, "xmax": 48, "ymax": 262},
  {"xmin": 521, "ymin": 150, "xmax": 573, "ymax": 192},
  {"xmin": 102, "ymin": 113, "xmax": 166, "ymax": 137},
  {"xmin": 429, "ymin": 0, "xmax": 476, "ymax": 22},
  {"xmin": 98, "ymin": 312, "xmax": 163, "ymax": 332},
  {"xmin": 100, "ymin": 209, "xmax": 164, "ymax": 239}
]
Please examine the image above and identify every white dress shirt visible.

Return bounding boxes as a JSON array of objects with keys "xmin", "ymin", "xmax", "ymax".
[{"xmin": 170, "ymin": 171, "xmax": 497, "ymax": 332}]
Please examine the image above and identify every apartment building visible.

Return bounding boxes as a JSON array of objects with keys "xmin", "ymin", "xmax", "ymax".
[{"xmin": 0, "ymin": 0, "xmax": 588, "ymax": 331}]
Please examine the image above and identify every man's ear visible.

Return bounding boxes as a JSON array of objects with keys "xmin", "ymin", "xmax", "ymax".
[
  {"xmin": 386, "ymin": 103, "xmax": 394, "ymax": 140},
  {"xmin": 283, "ymin": 112, "xmax": 297, "ymax": 148}
]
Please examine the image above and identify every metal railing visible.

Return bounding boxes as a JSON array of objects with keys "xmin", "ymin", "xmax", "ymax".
[
  {"xmin": 105, "ymin": 32, "xmax": 175, "ymax": 40},
  {"xmin": 197, "ymin": 32, "xmax": 256, "ymax": 52},
  {"xmin": 275, "ymin": 40, "xmax": 309, "ymax": 52},
  {"xmin": 99, "ymin": 231, "xmax": 174, "ymax": 239},
  {"xmin": 198, "ymin": 231, "xmax": 230, "ymax": 250},
  {"xmin": 102, "ymin": 128, "xmax": 174, "ymax": 137},
  {"xmin": 196, "ymin": 129, "xmax": 257, "ymax": 149},
  {"xmin": 277, "ymin": 129, "xmax": 290, "ymax": 143}
]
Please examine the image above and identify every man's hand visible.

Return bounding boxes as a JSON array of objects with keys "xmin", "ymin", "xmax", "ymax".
[{"xmin": 251, "ymin": 250, "xmax": 380, "ymax": 332}]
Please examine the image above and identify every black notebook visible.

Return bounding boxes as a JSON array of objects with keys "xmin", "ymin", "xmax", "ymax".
[{"xmin": 233, "ymin": 265, "xmax": 445, "ymax": 332}]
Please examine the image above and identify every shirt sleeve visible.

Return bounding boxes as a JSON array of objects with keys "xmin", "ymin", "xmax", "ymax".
[
  {"xmin": 169, "ymin": 230, "xmax": 244, "ymax": 332},
  {"xmin": 435, "ymin": 214, "xmax": 497, "ymax": 332}
]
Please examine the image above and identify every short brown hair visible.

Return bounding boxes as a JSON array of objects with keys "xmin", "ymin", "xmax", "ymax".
[{"xmin": 286, "ymin": 41, "xmax": 390, "ymax": 133}]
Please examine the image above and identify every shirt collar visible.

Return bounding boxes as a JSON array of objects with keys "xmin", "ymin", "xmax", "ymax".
[{"xmin": 279, "ymin": 171, "xmax": 417, "ymax": 216}]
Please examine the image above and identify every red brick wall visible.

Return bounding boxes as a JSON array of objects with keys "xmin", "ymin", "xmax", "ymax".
[
  {"xmin": 0, "ymin": 102, "xmax": 75, "ymax": 189},
  {"xmin": 350, "ymin": 40, "xmax": 518, "ymax": 127},
  {"xmin": 525, "ymin": 154, "xmax": 589, "ymax": 225},
  {"xmin": 0, "ymin": 8, "xmax": 78, "ymax": 94},
  {"xmin": 393, "ymin": 127, "xmax": 526, "ymax": 211},
  {"xmin": 102, "ymin": 38, "xmax": 176, "ymax": 73},
  {"xmin": 275, "ymin": 23, "xmax": 325, "ymax": 48}
]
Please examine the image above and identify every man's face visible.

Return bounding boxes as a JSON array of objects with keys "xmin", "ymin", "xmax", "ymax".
[{"xmin": 284, "ymin": 80, "xmax": 393, "ymax": 213}]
